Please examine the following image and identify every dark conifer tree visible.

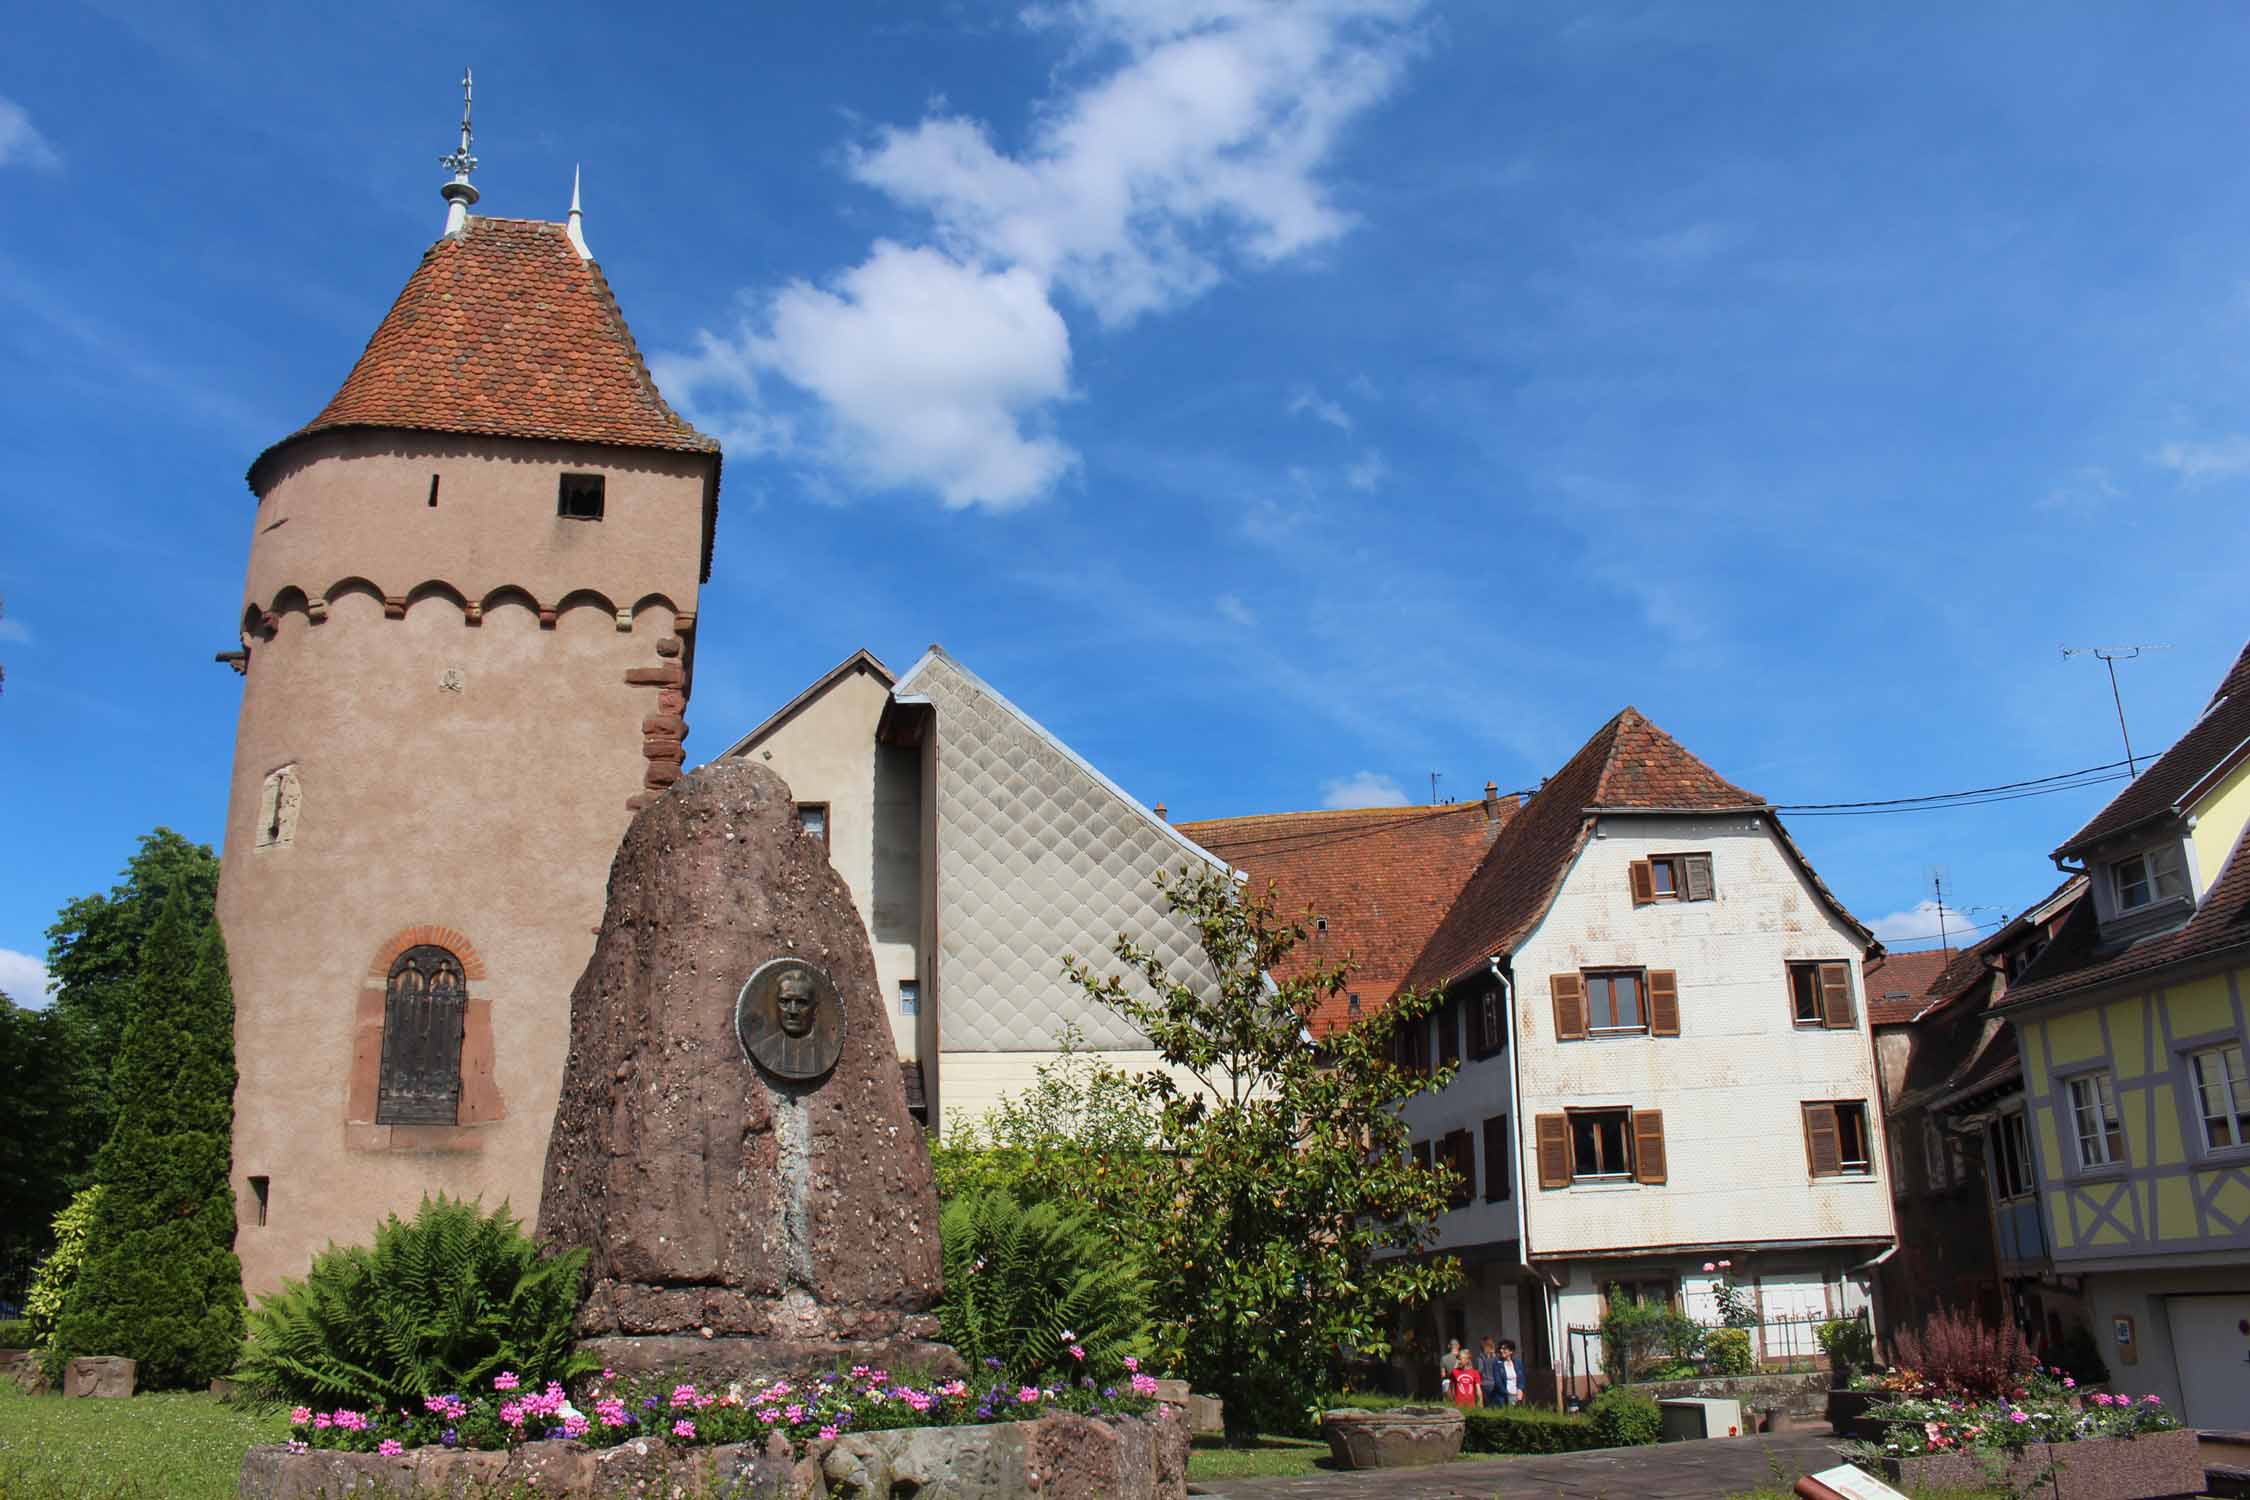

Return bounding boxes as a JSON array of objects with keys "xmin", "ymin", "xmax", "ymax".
[{"xmin": 52, "ymin": 893, "xmax": 246, "ymax": 1387}]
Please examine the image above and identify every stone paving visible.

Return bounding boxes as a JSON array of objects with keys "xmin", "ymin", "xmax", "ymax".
[{"xmin": 1191, "ymin": 1426, "xmax": 1847, "ymax": 1500}]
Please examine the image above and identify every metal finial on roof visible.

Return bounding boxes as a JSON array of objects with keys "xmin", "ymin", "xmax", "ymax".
[
  {"xmin": 439, "ymin": 68, "xmax": 480, "ymax": 238},
  {"xmin": 565, "ymin": 163, "xmax": 592, "ymax": 260}
]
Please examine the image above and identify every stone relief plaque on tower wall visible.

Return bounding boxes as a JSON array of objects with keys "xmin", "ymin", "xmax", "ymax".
[{"xmin": 735, "ymin": 957, "xmax": 844, "ymax": 1080}]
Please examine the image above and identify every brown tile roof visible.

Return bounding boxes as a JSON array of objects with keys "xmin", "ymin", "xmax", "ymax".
[
  {"xmin": 2057, "ymin": 640, "xmax": 2250, "ymax": 856},
  {"xmin": 1404, "ymin": 707, "xmax": 1845, "ymax": 991},
  {"xmin": 2001, "ymin": 833, "xmax": 2250, "ymax": 1011},
  {"xmin": 1178, "ymin": 800, "xmax": 1515, "ymax": 1035},
  {"xmin": 248, "ymin": 217, "xmax": 721, "ymax": 571},
  {"xmin": 1864, "ymin": 948, "xmax": 1961, "ymax": 1026}
]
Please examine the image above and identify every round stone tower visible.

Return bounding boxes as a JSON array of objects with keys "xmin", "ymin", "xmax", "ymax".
[{"xmin": 216, "ymin": 99, "xmax": 721, "ymax": 1296}]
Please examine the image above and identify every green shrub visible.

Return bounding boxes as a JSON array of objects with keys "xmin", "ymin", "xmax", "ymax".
[
  {"xmin": 1818, "ymin": 1315, "xmax": 1874, "ymax": 1375},
  {"xmin": 236, "ymin": 1195, "xmax": 591, "ymax": 1409},
  {"xmin": 1599, "ymin": 1286, "xmax": 1703, "ymax": 1381},
  {"xmin": 0, "ymin": 1319, "xmax": 30, "ymax": 1349},
  {"xmin": 50, "ymin": 903, "xmax": 245, "ymax": 1390},
  {"xmin": 1464, "ymin": 1404, "xmax": 1607, "ymax": 1454},
  {"xmin": 1705, "ymin": 1326, "xmax": 1755, "ymax": 1375},
  {"xmin": 24, "ymin": 1187, "xmax": 101, "ymax": 1351},
  {"xmin": 1587, "ymin": 1385, "xmax": 1662, "ymax": 1446},
  {"xmin": 938, "ymin": 1186, "xmax": 1150, "ymax": 1384}
]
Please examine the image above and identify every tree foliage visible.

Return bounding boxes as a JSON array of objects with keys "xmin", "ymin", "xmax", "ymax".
[
  {"xmin": 0, "ymin": 998, "xmax": 84, "ymax": 1301},
  {"xmin": 237, "ymin": 1196, "xmax": 594, "ymax": 1409},
  {"xmin": 1060, "ymin": 867, "xmax": 1462, "ymax": 1441},
  {"xmin": 50, "ymin": 894, "xmax": 245, "ymax": 1388},
  {"xmin": 23, "ymin": 1187, "xmax": 102, "ymax": 1348},
  {"xmin": 937, "ymin": 1186, "xmax": 1151, "ymax": 1384},
  {"xmin": 929, "ymin": 1024, "xmax": 1160, "ymax": 1208}
]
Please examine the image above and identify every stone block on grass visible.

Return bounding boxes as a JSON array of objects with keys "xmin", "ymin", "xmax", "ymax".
[{"xmin": 63, "ymin": 1356, "xmax": 135, "ymax": 1398}]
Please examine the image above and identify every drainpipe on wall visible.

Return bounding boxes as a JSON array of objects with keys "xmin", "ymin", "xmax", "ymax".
[
  {"xmin": 1492, "ymin": 955, "xmax": 1561, "ymax": 1402},
  {"xmin": 1854, "ymin": 1242, "xmax": 1901, "ymax": 1346}
]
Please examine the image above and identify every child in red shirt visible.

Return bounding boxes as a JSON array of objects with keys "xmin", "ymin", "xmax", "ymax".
[{"xmin": 1449, "ymin": 1354, "xmax": 1483, "ymax": 1408}]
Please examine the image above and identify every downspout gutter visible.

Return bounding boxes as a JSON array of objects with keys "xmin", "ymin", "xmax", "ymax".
[{"xmin": 1492, "ymin": 955, "xmax": 1562, "ymax": 1402}]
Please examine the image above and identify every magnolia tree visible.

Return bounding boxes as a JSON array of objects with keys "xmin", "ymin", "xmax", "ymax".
[{"xmin": 1062, "ymin": 867, "xmax": 1462, "ymax": 1441}]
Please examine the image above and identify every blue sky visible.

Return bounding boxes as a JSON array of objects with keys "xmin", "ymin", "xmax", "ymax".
[{"xmin": 5, "ymin": 1, "xmax": 2249, "ymax": 1002}]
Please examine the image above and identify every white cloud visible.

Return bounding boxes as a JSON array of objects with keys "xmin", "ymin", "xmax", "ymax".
[
  {"xmin": 1288, "ymin": 387, "xmax": 1353, "ymax": 432},
  {"xmin": 666, "ymin": 0, "xmax": 1423, "ymax": 511},
  {"xmin": 1345, "ymin": 449, "xmax": 1388, "ymax": 491},
  {"xmin": 1870, "ymin": 900, "xmax": 1984, "ymax": 947},
  {"xmin": 0, "ymin": 97, "xmax": 60, "ymax": 171},
  {"xmin": 1216, "ymin": 592, "xmax": 1255, "ymax": 625},
  {"xmin": 1320, "ymin": 770, "xmax": 1409, "ymax": 809},
  {"xmin": 0, "ymin": 948, "xmax": 52, "ymax": 1008},
  {"xmin": 2155, "ymin": 435, "xmax": 2250, "ymax": 483}
]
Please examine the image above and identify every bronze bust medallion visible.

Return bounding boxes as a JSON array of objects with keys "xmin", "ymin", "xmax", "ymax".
[{"xmin": 735, "ymin": 957, "xmax": 844, "ymax": 1081}]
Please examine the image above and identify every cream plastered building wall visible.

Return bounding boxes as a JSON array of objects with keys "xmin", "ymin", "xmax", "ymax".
[
  {"xmin": 221, "ymin": 436, "xmax": 709, "ymax": 1298},
  {"xmin": 1515, "ymin": 815, "xmax": 1886, "ymax": 1370},
  {"xmin": 2190, "ymin": 755, "xmax": 2250, "ymax": 892},
  {"xmin": 728, "ymin": 662, "xmax": 924, "ymax": 1060}
]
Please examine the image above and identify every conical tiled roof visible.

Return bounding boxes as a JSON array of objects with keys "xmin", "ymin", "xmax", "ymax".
[{"xmin": 249, "ymin": 216, "xmax": 717, "ymax": 483}]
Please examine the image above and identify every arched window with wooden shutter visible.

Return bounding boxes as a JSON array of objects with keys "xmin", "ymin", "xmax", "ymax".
[
  {"xmin": 1551, "ymin": 974, "xmax": 1588, "ymax": 1041},
  {"xmin": 377, "ymin": 944, "xmax": 468, "ymax": 1125},
  {"xmin": 1648, "ymin": 970, "xmax": 1681, "ymax": 1036},
  {"xmin": 1535, "ymin": 1114, "xmax": 1572, "ymax": 1188}
]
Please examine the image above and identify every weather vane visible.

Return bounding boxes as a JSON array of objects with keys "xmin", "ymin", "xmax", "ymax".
[{"xmin": 440, "ymin": 67, "xmax": 477, "ymax": 182}]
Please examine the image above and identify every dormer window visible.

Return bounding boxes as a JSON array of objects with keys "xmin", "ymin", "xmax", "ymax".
[{"xmin": 2111, "ymin": 844, "xmax": 2185, "ymax": 912}]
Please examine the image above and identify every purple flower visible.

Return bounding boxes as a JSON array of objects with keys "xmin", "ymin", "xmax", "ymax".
[
  {"xmin": 984, "ymin": 1357, "xmax": 1004, "ymax": 1370},
  {"xmin": 442, "ymin": 1429, "xmax": 458, "ymax": 1448}
]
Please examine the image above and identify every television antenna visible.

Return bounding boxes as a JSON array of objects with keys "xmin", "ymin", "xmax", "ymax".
[{"xmin": 2061, "ymin": 645, "xmax": 2171, "ymax": 775}]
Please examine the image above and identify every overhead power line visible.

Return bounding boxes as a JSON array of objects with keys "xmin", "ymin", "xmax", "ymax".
[{"xmin": 1771, "ymin": 753, "xmax": 2148, "ymax": 812}]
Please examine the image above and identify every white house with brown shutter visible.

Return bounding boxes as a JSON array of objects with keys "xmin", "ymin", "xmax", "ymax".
[{"xmin": 1394, "ymin": 708, "xmax": 1894, "ymax": 1398}]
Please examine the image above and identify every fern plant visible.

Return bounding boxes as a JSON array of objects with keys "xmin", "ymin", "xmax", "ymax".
[
  {"xmin": 938, "ymin": 1186, "xmax": 1150, "ymax": 1383},
  {"xmin": 236, "ymin": 1195, "xmax": 593, "ymax": 1408}
]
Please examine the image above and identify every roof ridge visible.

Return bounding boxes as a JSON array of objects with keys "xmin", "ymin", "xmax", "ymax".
[{"xmin": 1179, "ymin": 804, "xmax": 1483, "ymax": 829}]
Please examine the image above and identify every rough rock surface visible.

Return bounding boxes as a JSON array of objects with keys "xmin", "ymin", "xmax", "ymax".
[
  {"xmin": 0, "ymin": 1351, "xmax": 49, "ymax": 1395},
  {"xmin": 63, "ymin": 1356, "xmax": 135, "ymax": 1399},
  {"xmin": 539, "ymin": 759, "xmax": 947, "ymax": 1373},
  {"xmin": 1888, "ymin": 1429, "xmax": 2205, "ymax": 1500},
  {"xmin": 238, "ymin": 1412, "xmax": 1188, "ymax": 1499}
]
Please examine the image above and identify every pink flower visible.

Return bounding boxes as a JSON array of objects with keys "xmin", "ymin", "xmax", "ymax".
[
  {"xmin": 1122, "ymin": 1357, "xmax": 1139, "ymax": 1373},
  {"xmin": 850, "ymin": 1365, "xmax": 870, "ymax": 1378},
  {"xmin": 1718, "ymin": 1259, "xmax": 1733, "ymax": 1269},
  {"xmin": 2143, "ymin": 1394, "xmax": 2161, "ymax": 1405},
  {"xmin": 1130, "ymin": 1373, "xmax": 1160, "ymax": 1398},
  {"xmin": 2063, "ymin": 1377, "xmax": 2076, "ymax": 1389},
  {"xmin": 1018, "ymin": 1386, "xmax": 1041, "ymax": 1405},
  {"xmin": 313, "ymin": 1414, "xmax": 332, "ymax": 1430},
  {"xmin": 289, "ymin": 1406, "xmax": 312, "ymax": 1425},
  {"xmin": 819, "ymin": 1425, "xmax": 839, "ymax": 1441},
  {"xmin": 785, "ymin": 1404, "xmax": 804, "ymax": 1423},
  {"xmin": 378, "ymin": 1439, "xmax": 403, "ymax": 1456},
  {"xmin": 758, "ymin": 1407, "xmax": 781, "ymax": 1423},
  {"xmin": 493, "ymin": 1371, "xmax": 520, "ymax": 1391},
  {"xmin": 673, "ymin": 1419, "xmax": 697, "ymax": 1439},
  {"xmin": 1702, "ymin": 1262, "xmax": 1717, "ymax": 1272},
  {"xmin": 2009, "ymin": 1411, "xmax": 2029, "ymax": 1424},
  {"xmin": 601, "ymin": 1368, "xmax": 615, "ymax": 1379},
  {"xmin": 671, "ymin": 1384, "xmax": 699, "ymax": 1409},
  {"xmin": 563, "ymin": 1415, "xmax": 590, "ymax": 1439},
  {"xmin": 1069, "ymin": 1344, "xmax": 1086, "ymax": 1362}
]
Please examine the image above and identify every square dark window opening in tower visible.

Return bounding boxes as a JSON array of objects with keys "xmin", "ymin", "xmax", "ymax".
[{"xmin": 558, "ymin": 473, "xmax": 606, "ymax": 520}]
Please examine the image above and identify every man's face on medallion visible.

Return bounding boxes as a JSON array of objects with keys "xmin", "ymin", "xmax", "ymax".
[{"xmin": 775, "ymin": 968, "xmax": 816, "ymax": 1038}]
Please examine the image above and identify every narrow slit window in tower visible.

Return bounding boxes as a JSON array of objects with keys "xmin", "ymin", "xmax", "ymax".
[
  {"xmin": 558, "ymin": 473, "xmax": 605, "ymax": 520},
  {"xmin": 427, "ymin": 473, "xmax": 440, "ymax": 507},
  {"xmin": 249, "ymin": 1175, "xmax": 270, "ymax": 1227}
]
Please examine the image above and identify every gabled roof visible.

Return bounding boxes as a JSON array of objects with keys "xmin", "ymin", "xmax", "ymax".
[
  {"xmin": 2057, "ymin": 640, "xmax": 2250, "ymax": 857},
  {"xmin": 2001, "ymin": 834, "xmax": 2250, "ymax": 1011},
  {"xmin": 893, "ymin": 646, "xmax": 1230, "ymax": 878},
  {"xmin": 248, "ymin": 217, "xmax": 722, "ymax": 570},
  {"xmin": 1179, "ymin": 799, "xmax": 1515, "ymax": 1034},
  {"xmin": 720, "ymin": 649, "xmax": 896, "ymax": 760},
  {"xmin": 1863, "ymin": 948, "xmax": 1962, "ymax": 1026},
  {"xmin": 1405, "ymin": 707, "xmax": 1861, "ymax": 990}
]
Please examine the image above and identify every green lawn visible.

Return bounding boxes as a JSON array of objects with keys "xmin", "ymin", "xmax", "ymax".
[
  {"xmin": 0, "ymin": 1383, "xmax": 287, "ymax": 1500},
  {"xmin": 1185, "ymin": 1432, "xmax": 1337, "ymax": 1480}
]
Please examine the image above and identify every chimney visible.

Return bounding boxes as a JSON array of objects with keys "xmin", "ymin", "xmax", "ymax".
[
  {"xmin": 1483, "ymin": 780, "xmax": 1501, "ymax": 820},
  {"xmin": 1154, "ymin": 801, "xmax": 1168, "ymax": 822}
]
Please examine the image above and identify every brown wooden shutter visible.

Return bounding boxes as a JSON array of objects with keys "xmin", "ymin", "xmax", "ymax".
[
  {"xmin": 1818, "ymin": 962, "xmax": 1856, "ymax": 1029},
  {"xmin": 1803, "ymin": 1102, "xmax": 1841, "ymax": 1177},
  {"xmin": 1648, "ymin": 970, "xmax": 1680, "ymax": 1037},
  {"xmin": 1551, "ymin": 974, "xmax": 1588, "ymax": 1041},
  {"xmin": 1632, "ymin": 1109, "xmax": 1668, "ymax": 1184},
  {"xmin": 1483, "ymin": 1114, "xmax": 1511, "ymax": 1201},
  {"xmin": 1444, "ymin": 1129, "xmax": 1475, "ymax": 1208},
  {"xmin": 1437, "ymin": 1000, "xmax": 1460, "ymax": 1069},
  {"xmin": 1535, "ymin": 1113, "xmax": 1571, "ymax": 1188},
  {"xmin": 1683, "ymin": 854, "xmax": 1714, "ymax": 902},
  {"xmin": 1413, "ymin": 1138, "xmax": 1434, "ymax": 1172},
  {"xmin": 1629, "ymin": 859, "xmax": 1657, "ymax": 906}
]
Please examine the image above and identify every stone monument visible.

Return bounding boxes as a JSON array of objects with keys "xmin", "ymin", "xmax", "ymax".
[{"xmin": 538, "ymin": 759, "xmax": 953, "ymax": 1384}]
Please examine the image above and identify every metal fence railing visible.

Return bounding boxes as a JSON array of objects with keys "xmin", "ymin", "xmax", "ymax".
[{"xmin": 1562, "ymin": 1306, "xmax": 1868, "ymax": 1397}]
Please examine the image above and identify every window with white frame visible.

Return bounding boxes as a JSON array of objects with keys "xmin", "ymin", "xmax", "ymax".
[
  {"xmin": 2110, "ymin": 844, "xmax": 2186, "ymax": 912},
  {"xmin": 1991, "ymin": 1109, "xmax": 2036, "ymax": 1200},
  {"xmin": 2067, "ymin": 1073, "xmax": 2125, "ymax": 1168},
  {"xmin": 2190, "ymin": 1042, "xmax": 2249, "ymax": 1151}
]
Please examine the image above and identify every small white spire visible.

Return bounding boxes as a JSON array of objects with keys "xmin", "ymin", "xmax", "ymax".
[
  {"xmin": 565, "ymin": 164, "xmax": 592, "ymax": 260},
  {"xmin": 439, "ymin": 67, "xmax": 480, "ymax": 239}
]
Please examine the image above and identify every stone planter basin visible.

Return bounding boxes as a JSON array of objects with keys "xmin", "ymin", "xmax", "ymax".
[
  {"xmin": 241, "ymin": 1409, "xmax": 1188, "ymax": 1500},
  {"xmin": 1824, "ymin": 1386, "xmax": 1886, "ymax": 1442},
  {"xmin": 1319, "ymin": 1406, "xmax": 1464, "ymax": 1470},
  {"xmin": 1883, "ymin": 1429, "xmax": 2204, "ymax": 1500}
]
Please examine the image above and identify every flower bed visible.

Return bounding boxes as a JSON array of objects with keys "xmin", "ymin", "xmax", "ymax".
[
  {"xmin": 281, "ymin": 1362, "xmax": 1165, "ymax": 1456},
  {"xmin": 1854, "ymin": 1368, "xmax": 2199, "ymax": 1500}
]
